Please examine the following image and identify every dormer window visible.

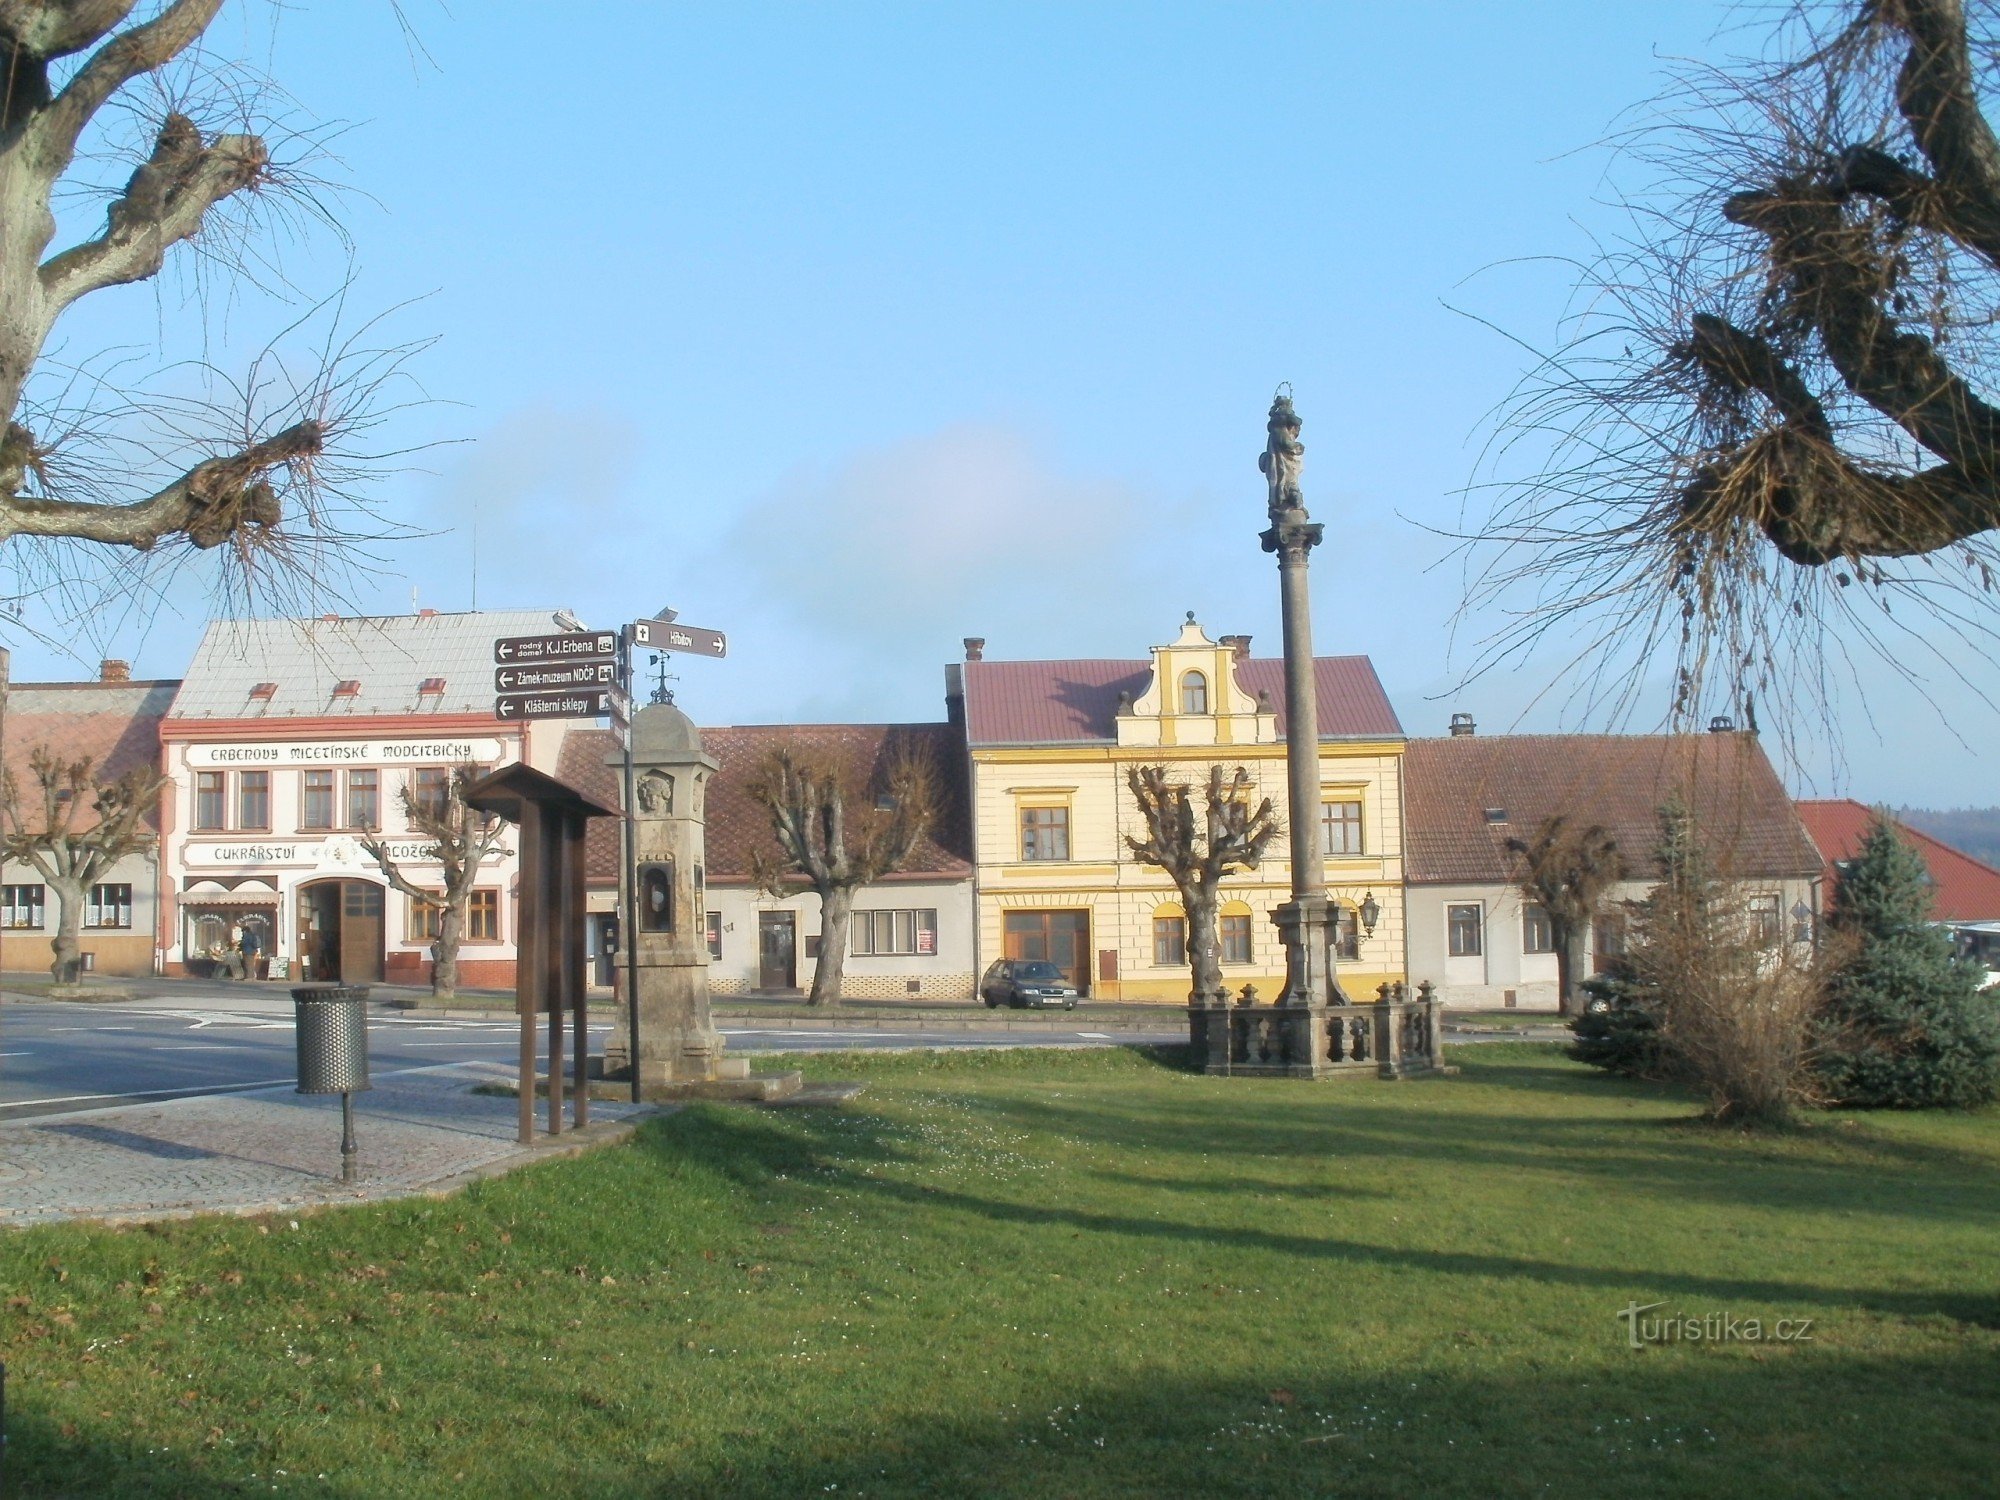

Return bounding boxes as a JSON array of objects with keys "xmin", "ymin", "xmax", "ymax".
[
  {"xmin": 248, "ymin": 682, "xmax": 277, "ymax": 701},
  {"xmin": 1180, "ymin": 670, "xmax": 1209, "ymax": 715},
  {"xmin": 331, "ymin": 679, "xmax": 361, "ymax": 699},
  {"xmin": 417, "ymin": 677, "xmax": 446, "ymax": 696}
]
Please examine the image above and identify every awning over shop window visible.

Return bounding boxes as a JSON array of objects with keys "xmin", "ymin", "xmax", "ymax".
[{"xmin": 181, "ymin": 880, "xmax": 278, "ymax": 906}]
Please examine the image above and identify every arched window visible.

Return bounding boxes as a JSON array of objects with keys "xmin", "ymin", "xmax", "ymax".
[{"xmin": 1180, "ymin": 671, "xmax": 1209, "ymax": 715}]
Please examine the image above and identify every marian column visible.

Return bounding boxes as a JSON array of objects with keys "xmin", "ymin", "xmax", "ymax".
[{"xmin": 1259, "ymin": 393, "xmax": 1351, "ymax": 1010}]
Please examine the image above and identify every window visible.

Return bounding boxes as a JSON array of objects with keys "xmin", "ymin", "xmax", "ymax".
[
  {"xmin": 1180, "ymin": 671, "xmax": 1208, "ymax": 715},
  {"xmin": 346, "ymin": 769, "xmax": 380, "ymax": 831},
  {"xmin": 1333, "ymin": 904, "xmax": 1359, "ymax": 961},
  {"xmin": 1522, "ymin": 902, "xmax": 1555, "ymax": 955},
  {"xmin": 194, "ymin": 771, "xmax": 226, "ymax": 830},
  {"xmin": 237, "ymin": 770, "xmax": 270, "ymax": 831},
  {"xmin": 706, "ymin": 911, "xmax": 723, "ymax": 961},
  {"xmin": 1321, "ymin": 800, "xmax": 1363, "ymax": 857},
  {"xmin": 1221, "ymin": 913, "xmax": 1252, "ymax": 965},
  {"xmin": 1592, "ymin": 914, "xmax": 1628, "ymax": 974},
  {"xmin": 1447, "ymin": 903, "xmax": 1483, "ymax": 958},
  {"xmin": 408, "ymin": 767, "xmax": 450, "ymax": 823},
  {"xmin": 408, "ymin": 893, "xmax": 443, "ymax": 943},
  {"xmin": 1791, "ymin": 901, "xmax": 1814, "ymax": 945},
  {"xmin": 467, "ymin": 889, "xmax": 499, "ymax": 941},
  {"xmin": 1020, "ymin": 805, "xmax": 1069, "ymax": 861},
  {"xmin": 1747, "ymin": 894, "xmax": 1782, "ymax": 947},
  {"xmin": 86, "ymin": 883, "xmax": 133, "ymax": 929},
  {"xmin": 851, "ymin": 908, "xmax": 938, "ymax": 956},
  {"xmin": 1154, "ymin": 916, "xmax": 1187, "ymax": 966},
  {"xmin": 301, "ymin": 769, "xmax": 335, "ymax": 830},
  {"xmin": 2, "ymin": 884, "xmax": 45, "ymax": 929}
]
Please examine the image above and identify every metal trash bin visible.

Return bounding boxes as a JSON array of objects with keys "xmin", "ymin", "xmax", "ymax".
[
  {"xmin": 292, "ymin": 985, "xmax": 373, "ymax": 1094},
  {"xmin": 292, "ymin": 985, "xmax": 372, "ymax": 1181}
]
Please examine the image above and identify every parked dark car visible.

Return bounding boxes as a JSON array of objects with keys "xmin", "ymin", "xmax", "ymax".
[{"xmin": 980, "ymin": 959, "xmax": 1080, "ymax": 1009}]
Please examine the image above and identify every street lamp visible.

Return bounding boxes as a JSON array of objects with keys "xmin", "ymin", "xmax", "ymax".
[{"xmin": 1359, "ymin": 891, "xmax": 1380, "ymax": 937}]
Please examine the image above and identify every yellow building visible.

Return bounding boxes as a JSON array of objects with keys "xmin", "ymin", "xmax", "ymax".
[{"xmin": 948, "ymin": 618, "xmax": 1407, "ymax": 1003}]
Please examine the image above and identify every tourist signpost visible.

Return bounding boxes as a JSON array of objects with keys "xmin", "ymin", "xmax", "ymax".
[
  {"xmin": 495, "ymin": 662, "xmax": 616, "ymax": 692},
  {"xmin": 488, "ymin": 614, "xmax": 725, "ymax": 1104},
  {"xmin": 492, "ymin": 631, "xmax": 624, "ymax": 724},
  {"xmin": 625, "ymin": 619, "xmax": 726, "ymax": 657},
  {"xmin": 493, "ymin": 630, "xmax": 619, "ymax": 664}
]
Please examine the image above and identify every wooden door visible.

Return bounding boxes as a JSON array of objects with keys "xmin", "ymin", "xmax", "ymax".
[
  {"xmin": 341, "ymin": 881, "xmax": 385, "ymax": 983},
  {"xmin": 1002, "ymin": 910, "xmax": 1091, "ymax": 995},
  {"xmin": 758, "ymin": 911, "xmax": 795, "ymax": 990}
]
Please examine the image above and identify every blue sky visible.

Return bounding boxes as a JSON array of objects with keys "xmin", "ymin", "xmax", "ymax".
[{"xmin": 14, "ymin": 1, "xmax": 1996, "ymax": 805}]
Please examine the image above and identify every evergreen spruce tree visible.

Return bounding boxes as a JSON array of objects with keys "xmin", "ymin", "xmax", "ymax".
[{"xmin": 1816, "ymin": 817, "xmax": 2000, "ymax": 1109}]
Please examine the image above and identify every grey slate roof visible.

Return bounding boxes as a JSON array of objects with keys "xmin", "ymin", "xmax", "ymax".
[{"xmin": 166, "ymin": 610, "xmax": 581, "ymax": 721}]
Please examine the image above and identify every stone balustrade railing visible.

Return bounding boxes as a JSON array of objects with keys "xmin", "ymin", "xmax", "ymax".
[{"xmin": 1186, "ymin": 981, "xmax": 1447, "ymax": 1079}]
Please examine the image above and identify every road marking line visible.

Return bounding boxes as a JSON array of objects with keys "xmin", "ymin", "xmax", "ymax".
[
  {"xmin": 0, "ymin": 1077, "xmax": 297, "ymax": 1110},
  {"xmin": 1077, "ymin": 1032, "xmax": 1111, "ymax": 1038}
]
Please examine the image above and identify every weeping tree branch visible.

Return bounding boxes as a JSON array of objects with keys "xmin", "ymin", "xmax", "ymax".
[
  {"xmin": 1457, "ymin": 0, "xmax": 2000, "ymax": 747},
  {"xmin": 0, "ymin": 0, "xmax": 429, "ymax": 616}
]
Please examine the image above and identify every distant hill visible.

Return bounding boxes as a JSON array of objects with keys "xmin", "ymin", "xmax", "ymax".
[{"xmin": 1895, "ymin": 807, "xmax": 2000, "ymax": 869}]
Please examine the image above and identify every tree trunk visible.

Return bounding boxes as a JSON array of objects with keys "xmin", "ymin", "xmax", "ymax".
[
  {"xmin": 1186, "ymin": 889, "xmax": 1224, "ymax": 1005},
  {"xmin": 49, "ymin": 879, "xmax": 84, "ymax": 984},
  {"xmin": 1557, "ymin": 922, "xmax": 1590, "ymax": 1018},
  {"xmin": 809, "ymin": 885, "xmax": 856, "ymax": 1007},
  {"xmin": 431, "ymin": 901, "xmax": 463, "ymax": 998}
]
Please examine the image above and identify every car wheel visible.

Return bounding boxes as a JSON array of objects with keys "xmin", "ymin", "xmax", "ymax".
[
  {"xmin": 1065, "ymin": 1000, "xmax": 1077, "ymax": 1010},
  {"xmin": 984, "ymin": 994, "xmax": 1001, "ymax": 1008}
]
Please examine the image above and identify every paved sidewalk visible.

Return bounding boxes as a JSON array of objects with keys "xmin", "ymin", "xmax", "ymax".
[{"xmin": 0, "ymin": 1063, "xmax": 656, "ymax": 1228}]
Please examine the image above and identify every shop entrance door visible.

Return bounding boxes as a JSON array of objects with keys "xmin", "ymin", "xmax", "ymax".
[{"xmin": 298, "ymin": 879, "xmax": 386, "ymax": 983}]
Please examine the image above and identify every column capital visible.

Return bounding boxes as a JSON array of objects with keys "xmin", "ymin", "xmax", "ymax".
[{"xmin": 1259, "ymin": 515, "xmax": 1323, "ymax": 559}]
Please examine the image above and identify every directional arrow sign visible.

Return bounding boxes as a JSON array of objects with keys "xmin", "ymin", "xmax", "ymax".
[
  {"xmin": 493, "ymin": 689, "xmax": 616, "ymax": 721},
  {"xmin": 495, "ymin": 661, "xmax": 615, "ymax": 693},
  {"xmin": 625, "ymin": 619, "xmax": 726, "ymax": 657},
  {"xmin": 493, "ymin": 630, "xmax": 618, "ymax": 665}
]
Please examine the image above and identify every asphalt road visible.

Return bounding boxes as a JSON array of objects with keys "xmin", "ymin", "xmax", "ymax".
[{"xmin": 0, "ymin": 991, "xmax": 1183, "ymax": 1121}]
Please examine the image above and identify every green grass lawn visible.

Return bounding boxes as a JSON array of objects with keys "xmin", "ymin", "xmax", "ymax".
[{"xmin": 3, "ymin": 1044, "xmax": 1996, "ymax": 1498}]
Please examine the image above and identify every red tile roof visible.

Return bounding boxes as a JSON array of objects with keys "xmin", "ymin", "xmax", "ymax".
[
  {"xmin": 1404, "ymin": 733, "xmax": 1820, "ymax": 884},
  {"xmin": 3, "ymin": 681, "xmax": 178, "ymax": 833},
  {"xmin": 1795, "ymin": 800, "xmax": 2000, "ymax": 923},
  {"xmin": 556, "ymin": 722, "xmax": 972, "ymax": 889},
  {"xmin": 959, "ymin": 656, "xmax": 1401, "ymax": 745}
]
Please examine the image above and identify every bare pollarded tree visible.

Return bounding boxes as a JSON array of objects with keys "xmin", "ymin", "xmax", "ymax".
[
  {"xmin": 1, "ymin": 744, "xmax": 165, "ymax": 982},
  {"xmin": 1506, "ymin": 815, "xmax": 1624, "ymax": 1018},
  {"xmin": 1463, "ymin": 1, "xmax": 2000, "ymax": 746},
  {"xmin": 746, "ymin": 745, "xmax": 937, "ymax": 1007},
  {"xmin": 0, "ymin": 2, "xmax": 424, "ymax": 627},
  {"xmin": 361, "ymin": 766, "xmax": 505, "ymax": 999},
  {"xmin": 1125, "ymin": 765, "xmax": 1281, "ymax": 1005}
]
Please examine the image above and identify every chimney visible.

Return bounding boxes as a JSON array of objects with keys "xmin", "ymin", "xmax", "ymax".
[
  {"xmin": 1449, "ymin": 712, "xmax": 1475, "ymax": 736},
  {"xmin": 963, "ymin": 637, "xmax": 985, "ymax": 662},
  {"xmin": 99, "ymin": 659, "xmax": 130, "ymax": 682},
  {"xmin": 1218, "ymin": 634, "xmax": 1252, "ymax": 663}
]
